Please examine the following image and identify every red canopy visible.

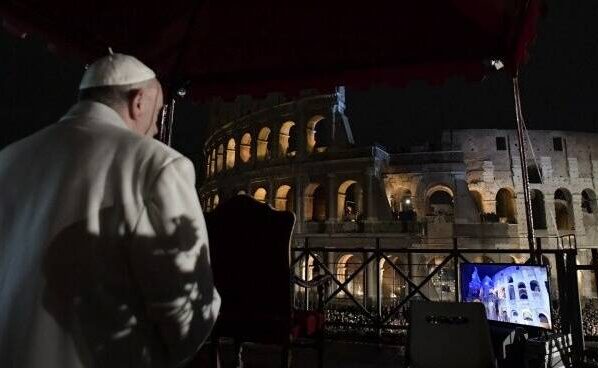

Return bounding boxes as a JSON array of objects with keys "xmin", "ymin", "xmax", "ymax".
[{"xmin": 0, "ymin": 0, "xmax": 541, "ymax": 100}]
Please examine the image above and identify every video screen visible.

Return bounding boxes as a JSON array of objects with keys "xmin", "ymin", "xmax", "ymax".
[{"xmin": 460, "ymin": 263, "xmax": 552, "ymax": 329}]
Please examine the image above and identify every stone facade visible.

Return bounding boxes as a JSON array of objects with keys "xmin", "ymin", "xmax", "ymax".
[{"xmin": 198, "ymin": 91, "xmax": 598, "ymax": 301}]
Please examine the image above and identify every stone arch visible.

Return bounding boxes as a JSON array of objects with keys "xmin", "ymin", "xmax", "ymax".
[
  {"xmin": 306, "ymin": 115, "xmax": 331, "ymax": 153},
  {"xmin": 274, "ymin": 184, "xmax": 293, "ymax": 211},
  {"xmin": 518, "ymin": 282, "xmax": 528, "ymax": 300},
  {"xmin": 531, "ymin": 189, "xmax": 547, "ymax": 229},
  {"xmin": 554, "ymin": 188, "xmax": 574, "ymax": 231},
  {"xmin": 305, "ymin": 183, "xmax": 327, "ymax": 221},
  {"xmin": 380, "ymin": 256, "xmax": 406, "ymax": 301},
  {"xmin": 213, "ymin": 194, "xmax": 220, "ymax": 209},
  {"xmin": 582, "ymin": 189, "xmax": 597, "ymax": 214},
  {"xmin": 257, "ymin": 127, "xmax": 272, "ymax": 160},
  {"xmin": 278, "ymin": 121, "xmax": 297, "ymax": 157},
  {"xmin": 226, "ymin": 138, "xmax": 236, "ymax": 169},
  {"xmin": 337, "ymin": 180, "xmax": 363, "ymax": 221},
  {"xmin": 496, "ymin": 188, "xmax": 517, "ymax": 224},
  {"xmin": 253, "ymin": 187, "xmax": 267, "ymax": 203},
  {"xmin": 216, "ymin": 144, "xmax": 224, "ymax": 172},
  {"xmin": 240, "ymin": 133, "xmax": 252, "ymax": 162},
  {"xmin": 336, "ymin": 253, "xmax": 364, "ymax": 296},
  {"xmin": 426, "ymin": 185, "xmax": 454, "ymax": 219}
]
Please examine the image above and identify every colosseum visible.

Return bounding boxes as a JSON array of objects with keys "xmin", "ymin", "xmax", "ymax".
[{"xmin": 199, "ymin": 87, "xmax": 598, "ymax": 306}]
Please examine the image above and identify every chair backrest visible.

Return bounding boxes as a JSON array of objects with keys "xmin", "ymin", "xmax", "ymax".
[
  {"xmin": 408, "ymin": 301, "xmax": 497, "ymax": 368},
  {"xmin": 205, "ymin": 195, "xmax": 295, "ymax": 342}
]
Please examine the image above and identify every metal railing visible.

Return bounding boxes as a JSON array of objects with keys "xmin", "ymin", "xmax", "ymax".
[{"xmin": 291, "ymin": 235, "xmax": 590, "ymax": 357}]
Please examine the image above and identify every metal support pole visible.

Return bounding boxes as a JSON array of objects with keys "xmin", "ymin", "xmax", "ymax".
[
  {"xmin": 566, "ymin": 250, "xmax": 584, "ymax": 363},
  {"xmin": 512, "ymin": 74, "xmax": 537, "ymax": 263},
  {"xmin": 304, "ymin": 238, "xmax": 310, "ymax": 309},
  {"xmin": 592, "ymin": 249, "xmax": 598, "ymax": 295},
  {"xmin": 376, "ymin": 238, "xmax": 382, "ymax": 338},
  {"xmin": 453, "ymin": 237, "xmax": 460, "ymax": 302}
]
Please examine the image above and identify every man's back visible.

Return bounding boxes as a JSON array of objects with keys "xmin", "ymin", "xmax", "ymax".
[{"xmin": 0, "ymin": 101, "xmax": 219, "ymax": 367}]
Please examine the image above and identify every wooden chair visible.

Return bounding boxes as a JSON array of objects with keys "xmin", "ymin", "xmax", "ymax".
[{"xmin": 201, "ymin": 194, "xmax": 319, "ymax": 367}]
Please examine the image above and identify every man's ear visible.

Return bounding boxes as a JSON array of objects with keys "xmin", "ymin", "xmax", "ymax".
[{"xmin": 128, "ymin": 89, "xmax": 145, "ymax": 120}]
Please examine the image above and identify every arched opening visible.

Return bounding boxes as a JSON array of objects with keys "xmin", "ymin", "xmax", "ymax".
[
  {"xmin": 306, "ymin": 115, "xmax": 331, "ymax": 153},
  {"xmin": 582, "ymin": 189, "xmax": 597, "ymax": 214},
  {"xmin": 213, "ymin": 194, "xmax": 220, "ymax": 209},
  {"xmin": 240, "ymin": 133, "xmax": 252, "ymax": 162},
  {"xmin": 527, "ymin": 164, "xmax": 542, "ymax": 184},
  {"xmin": 380, "ymin": 257, "xmax": 407, "ymax": 302},
  {"xmin": 253, "ymin": 187, "xmax": 267, "ymax": 203},
  {"xmin": 274, "ymin": 185, "xmax": 293, "ymax": 211},
  {"xmin": 538, "ymin": 313, "xmax": 549, "ymax": 328},
  {"xmin": 522, "ymin": 310, "xmax": 533, "ymax": 322},
  {"xmin": 554, "ymin": 189, "xmax": 574, "ymax": 231},
  {"xmin": 216, "ymin": 144, "xmax": 224, "ymax": 172},
  {"xmin": 304, "ymin": 183, "xmax": 327, "ymax": 222},
  {"xmin": 279, "ymin": 121, "xmax": 297, "ymax": 157},
  {"xmin": 518, "ymin": 282, "xmax": 528, "ymax": 300},
  {"xmin": 256, "ymin": 127, "xmax": 272, "ymax": 160},
  {"xmin": 531, "ymin": 190, "xmax": 547, "ymax": 229},
  {"xmin": 336, "ymin": 254, "xmax": 364, "ymax": 297},
  {"xmin": 427, "ymin": 186, "xmax": 454, "ymax": 221},
  {"xmin": 210, "ymin": 148, "xmax": 216, "ymax": 175},
  {"xmin": 226, "ymin": 138, "xmax": 236, "ymax": 169},
  {"xmin": 496, "ymin": 188, "xmax": 518, "ymax": 224},
  {"xmin": 508, "ymin": 285, "xmax": 516, "ymax": 300},
  {"xmin": 338, "ymin": 180, "xmax": 363, "ymax": 221},
  {"xmin": 237, "ymin": 190, "xmax": 247, "ymax": 195},
  {"xmin": 530, "ymin": 280, "xmax": 540, "ymax": 292}
]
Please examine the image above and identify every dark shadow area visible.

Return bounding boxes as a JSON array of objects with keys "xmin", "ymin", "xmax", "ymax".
[{"xmin": 42, "ymin": 206, "xmax": 216, "ymax": 367}]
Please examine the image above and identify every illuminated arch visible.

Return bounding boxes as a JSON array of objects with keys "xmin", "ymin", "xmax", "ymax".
[
  {"xmin": 304, "ymin": 183, "xmax": 327, "ymax": 221},
  {"xmin": 337, "ymin": 180, "xmax": 362, "ymax": 221},
  {"xmin": 279, "ymin": 121, "xmax": 296, "ymax": 157},
  {"xmin": 257, "ymin": 127, "xmax": 272, "ymax": 160},
  {"xmin": 306, "ymin": 115, "xmax": 331, "ymax": 153},
  {"xmin": 275, "ymin": 185, "xmax": 293, "ymax": 211},
  {"xmin": 213, "ymin": 194, "xmax": 220, "ymax": 209},
  {"xmin": 582, "ymin": 189, "xmax": 597, "ymax": 214},
  {"xmin": 226, "ymin": 138, "xmax": 236, "ymax": 169},
  {"xmin": 496, "ymin": 188, "xmax": 517, "ymax": 224},
  {"xmin": 380, "ymin": 256, "xmax": 406, "ymax": 301},
  {"xmin": 336, "ymin": 254, "xmax": 364, "ymax": 296},
  {"xmin": 554, "ymin": 188, "xmax": 574, "ymax": 231},
  {"xmin": 240, "ymin": 133, "xmax": 252, "ymax": 162},
  {"xmin": 253, "ymin": 187, "xmax": 267, "ymax": 203},
  {"xmin": 426, "ymin": 185, "xmax": 454, "ymax": 217}
]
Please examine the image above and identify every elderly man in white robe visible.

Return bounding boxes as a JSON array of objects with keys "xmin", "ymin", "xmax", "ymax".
[{"xmin": 0, "ymin": 54, "xmax": 220, "ymax": 367}]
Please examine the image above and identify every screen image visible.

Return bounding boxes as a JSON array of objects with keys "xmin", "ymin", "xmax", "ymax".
[{"xmin": 460, "ymin": 263, "xmax": 552, "ymax": 329}]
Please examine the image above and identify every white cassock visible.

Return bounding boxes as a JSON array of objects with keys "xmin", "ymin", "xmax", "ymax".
[{"xmin": 0, "ymin": 101, "xmax": 221, "ymax": 368}]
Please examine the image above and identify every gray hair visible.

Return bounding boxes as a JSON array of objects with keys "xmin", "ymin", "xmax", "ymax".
[{"xmin": 78, "ymin": 79, "xmax": 155, "ymax": 109}]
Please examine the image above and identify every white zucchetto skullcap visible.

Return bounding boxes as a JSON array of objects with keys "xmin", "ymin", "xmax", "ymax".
[{"xmin": 79, "ymin": 53, "xmax": 156, "ymax": 90}]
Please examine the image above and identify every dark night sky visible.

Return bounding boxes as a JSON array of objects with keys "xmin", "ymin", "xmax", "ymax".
[{"xmin": 1, "ymin": 0, "xmax": 597, "ymax": 163}]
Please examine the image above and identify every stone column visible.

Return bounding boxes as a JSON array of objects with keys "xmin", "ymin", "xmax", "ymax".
[
  {"xmin": 366, "ymin": 252, "xmax": 379, "ymax": 309},
  {"xmin": 364, "ymin": 167, "xmax": 377, "ymax": 222},
  {"xmin": 294, "ymin": 176, "xmax": 306, "ymax": 233},
  {"xmin": 326, "ymin": 173, "xmax": 338, "ymax": 224}
]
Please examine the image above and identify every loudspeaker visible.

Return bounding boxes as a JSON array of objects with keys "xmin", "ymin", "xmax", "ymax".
[{"xmin": 408, "ymin": 301, "xmax": 497, "ymax": 368}]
